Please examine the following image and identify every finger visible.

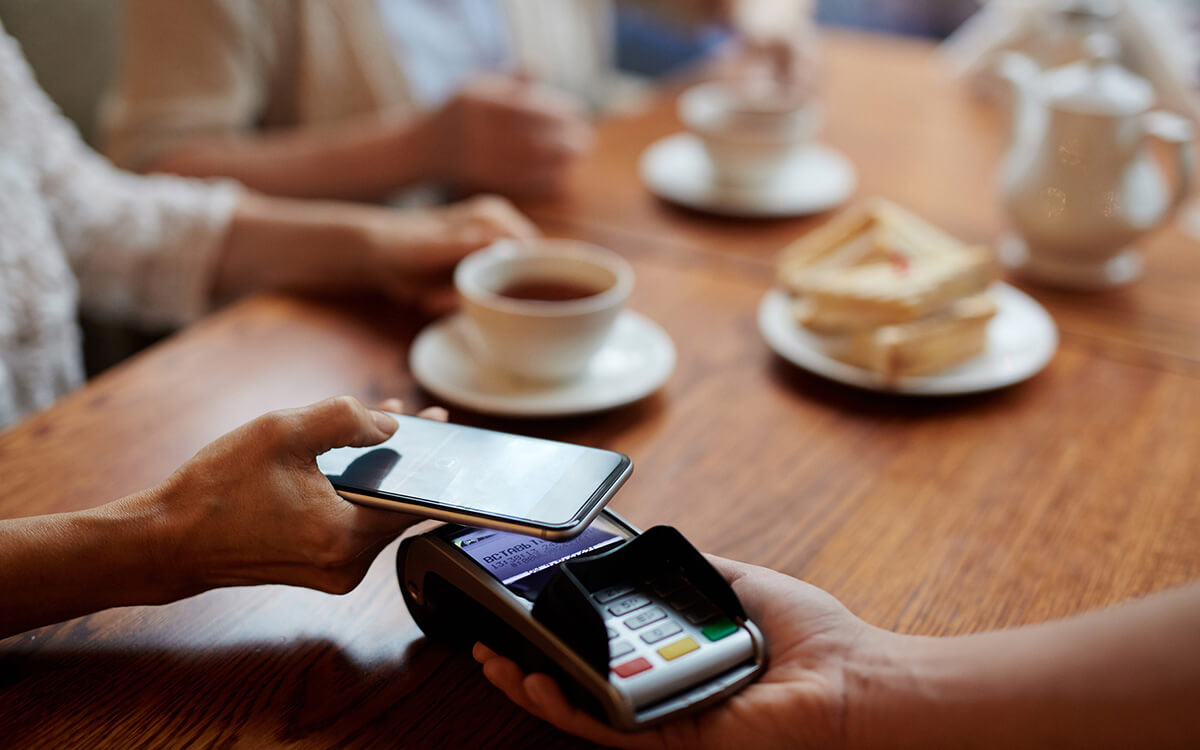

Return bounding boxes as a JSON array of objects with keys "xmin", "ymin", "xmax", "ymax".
[
  {"xmin": 703, "ymin": 553, "xmax": 760, "ymax": 583},
  {"xmin": 480, "ymin": 654, "xmax": 542, "ymax": 717},
  {"xmin": 475, "ymin": 648, "xmax": 661, "ymax": 748},
  {"xmin": 378, "ymin": 398, "xmax": 405, "ymax": 413},
  {"xmin": 702, "ymin": 554, "xmax": 826, "ymax": 623},
  {"xmin": 562, "ymin": 120, "xmax": 594, "ymax": 154},
  {"xmin": 376, "ymin": 401, "xmax": 446, "ymax": 423},
  {"xmin": 279, "ymin": 396, "xmax": 397, "ymax": 458},
  {"xmin": 706, "ymin": 553, "xmax": 812, "ymax": 604},
  {"xmin": 417, "ymin": 406, "xmax": 449, "ymax": 422},
  {"xmin": 473, "ymin": 209, "xmax": 541, "ymax": 242},
  {"xmin": 500, "ymin": 85, "xmax": 585, "ymax": 126},
  {"xmin": 342, "ymin": 502, "xmax": 425, "ymax": 536},
  {"xmin": 524, "ymin": 673, "xmax": 654, "ymax": 749},
  {"xmin": 462, "ymin": 195, "xmax": 540, "ymax": 239},
  {"xmin": 526, "ymin": 118, "xmax": 593, "ymax": 156},
  {"xmin": 473, "ymin": 641, "xmax": 498, "ymax": 662}
]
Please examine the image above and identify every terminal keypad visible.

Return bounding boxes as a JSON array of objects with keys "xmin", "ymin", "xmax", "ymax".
[{"xmin": 593, "ymin": 576, "xmax": 740, "ymax": 680}]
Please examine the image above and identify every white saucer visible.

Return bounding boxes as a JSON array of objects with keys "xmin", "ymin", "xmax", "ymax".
[
  {"xmin": 639, "ymin": 132, "xmax": 857, "ymax": 218},
  {"xmin": 757, "ymin": 283, "xmax": 1058, "ymax": 395},
  {"xmin": 410, "ymin": 310, "xmax": 676, "ymax": 417},
  {"xmin": 997, "ymin": 235, "xmax": 1144, "ymax": 290}
]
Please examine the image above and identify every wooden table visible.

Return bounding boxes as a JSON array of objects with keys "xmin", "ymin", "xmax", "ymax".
[{"xmin": 3, "ymin": 31, "xmax": 1198, "ymax": 748}]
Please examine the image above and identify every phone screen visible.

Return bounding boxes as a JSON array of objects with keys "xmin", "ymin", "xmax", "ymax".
[
  {"xmin": 447, "ymin": 519, "xmax": 627, "ymax": 599},
  {"xmin": 317, "ymin": 415, "xmax": 629, "ymax": 527}
]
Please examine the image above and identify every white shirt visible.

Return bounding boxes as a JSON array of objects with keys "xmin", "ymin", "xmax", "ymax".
[
  {"xmin": 375, "ymin": 0, "xmax": 512, "ymax": 107},
  {"xmin": 0, "ymin": 26, "xmax": 239, "ymax": 429}
]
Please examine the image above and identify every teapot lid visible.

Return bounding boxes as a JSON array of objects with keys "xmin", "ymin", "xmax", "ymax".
[{"xmin": 1043, "ymin": 34, "xmax": 1154, "ymax": 116}]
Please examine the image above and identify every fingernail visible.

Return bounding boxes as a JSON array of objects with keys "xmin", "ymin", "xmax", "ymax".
[
  {"xmin": 424, "ymin": 406, "xmax": 449, "ymax": 421},
  {"xmin": 526, "ymin": 678, "xmax": 546, "ymax": 706},
  {"xmin": 372, "ymin": 410, "xmax": 398, "ymax": 435}
]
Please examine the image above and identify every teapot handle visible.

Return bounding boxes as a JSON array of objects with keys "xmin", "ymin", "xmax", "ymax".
[{"xmin": 1142, "ymin": 111, "xmax": 1194, "ymax": 220}]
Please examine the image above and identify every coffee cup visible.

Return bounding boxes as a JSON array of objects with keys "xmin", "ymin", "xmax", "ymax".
[
  {"xmin": 678, "ymin": 80, "xmax": 821, "ymax": 188},
  {"xmin": 454, "ymin": 239, "xmax": 634, "ymax": 381}
]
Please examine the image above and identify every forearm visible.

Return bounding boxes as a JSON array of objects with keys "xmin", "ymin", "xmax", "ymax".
[
  {"xmin": 0, "ymin": 491, "xmax": 185, "ymax": 639},
  {"xmin": 150, "ymin": 112, "xmax": 442, "ymax": 201},
  {"xmin": 847, "ymin": 584, "xmax": 1200, "ymax": 748},
  {"xmin": 210, "ymin": 189, "xmax": 533, "ymax": 308},
  {"xmin": 210, "ymin": 192, "xmax": 379, "ymax": 301}
]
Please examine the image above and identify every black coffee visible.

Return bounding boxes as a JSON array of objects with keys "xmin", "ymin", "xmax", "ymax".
[{"xmin": 497, "ymin": 278, "xmax": 605, "ymax": 302}]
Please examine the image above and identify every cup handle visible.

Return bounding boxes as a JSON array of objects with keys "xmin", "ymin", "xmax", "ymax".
[{"xmin": 1142, "ymin": 111, "xmax": 1195, "ymax": 221}]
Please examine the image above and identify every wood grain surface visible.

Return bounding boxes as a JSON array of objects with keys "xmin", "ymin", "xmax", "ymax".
[{"xmin": 2, "ymin": 30, "xmax": 1199, "ymax": 749}]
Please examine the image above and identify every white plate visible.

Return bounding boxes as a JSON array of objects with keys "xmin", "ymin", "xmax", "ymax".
[
  {"xmin": 410, "ymin": 310, "xmax": 676, "ymax": 417},
  {"xmin": 639, "ymin": 132, "xmax": 857, "ymax": 218},
  {"xmin": 757, "ymin": 283, "xmax": 1058, "ymax": 395}
]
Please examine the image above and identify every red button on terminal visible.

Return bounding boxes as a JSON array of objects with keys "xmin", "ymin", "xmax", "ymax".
[{"xmin": 611, "ymin": 657, "xmax": 653, "ymax": 678}]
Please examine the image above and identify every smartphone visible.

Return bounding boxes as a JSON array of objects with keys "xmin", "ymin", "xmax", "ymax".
[{"xmin": 317, "ymin": 414, "xmax": 632, "ymax": 540}]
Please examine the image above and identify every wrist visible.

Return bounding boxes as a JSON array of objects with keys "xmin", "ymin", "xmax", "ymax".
[
  {"xmin": 0, "ymin": 492, "xmax": 197, "ymax": 637},
  {"xmin": 397, "ymin": 110, "xmax": 448, "ymax": 184},
  {"xmin": 82, "ymin": 485, "xmax": 200, "ymax": 605},
  {"xmin": 226, "ymin": 192, "xmax": 382, "ymax": 294},
  {"xmin": 321, "ymin": 202, "xmax": 386, "ymax": 289},
  {"xmin": 841, "ymin": 628, "xmax": 934, "ymax": 750}
]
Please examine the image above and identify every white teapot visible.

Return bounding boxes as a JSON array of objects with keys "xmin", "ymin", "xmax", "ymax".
[{"xmin": 996, "ymin": 35, "xmax": 1194, "ymax": 288}]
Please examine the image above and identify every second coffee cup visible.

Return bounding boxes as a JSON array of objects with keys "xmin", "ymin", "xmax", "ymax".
[
  {"xmin": 455, "ymin": 239, "xmax": 634, "ymax": 381},
  {"xmin": 678, "ymin": 80, "xmax": 821, "ymax": 188}
]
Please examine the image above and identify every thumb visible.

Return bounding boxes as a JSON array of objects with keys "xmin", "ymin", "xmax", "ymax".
[{"xmin": 285, "ymin": 396, "xmax": 398, "ymax": 458}]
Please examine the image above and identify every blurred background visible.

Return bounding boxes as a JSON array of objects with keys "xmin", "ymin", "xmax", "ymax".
[
  {"xmin": 6, "ymin": 0, "xmax": 1198, "ymax": 143},
  {"xmin": 0, "ymin": 0, "xmax": 987, "ymax": 374},
  {"xmin": 0, "ymin": 0, "xmax": 986, "ymax": 146},
  {"xmin": 1, "ymin": 0, "xmax": 1196, "ymax": 376}
]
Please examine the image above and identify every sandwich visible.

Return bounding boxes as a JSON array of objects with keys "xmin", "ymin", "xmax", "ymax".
[{"xmin": 777, "ymin": 199, "xmax": 998, "ymax": 380}]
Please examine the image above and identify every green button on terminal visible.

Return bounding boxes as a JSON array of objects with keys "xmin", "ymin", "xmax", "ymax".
[{"xmin": 701, "ymin": 619, "xmax": 738, "ymax": 642}]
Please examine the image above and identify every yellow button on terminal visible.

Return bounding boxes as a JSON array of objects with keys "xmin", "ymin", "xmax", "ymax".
[{"xmin": 656, "ymin": 636, "xmax": 699, "ymax": 661}]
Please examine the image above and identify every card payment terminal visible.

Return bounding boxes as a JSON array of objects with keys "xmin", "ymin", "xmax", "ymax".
[{"xmin": 397, "ymin": 511, "xmax": 767, "ymax": 729}]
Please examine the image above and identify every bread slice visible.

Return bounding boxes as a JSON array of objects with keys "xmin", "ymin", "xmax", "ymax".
[
  {"xmin": 778, "ymin": 200, "xmax": 880, "ymax": 283},
  {"xmin": 793, "ymin": 247, "xmax": 996, "ymax": 333},
  {"xmin": 779, "ymin": 199, "xmax": 996, "ymax": 334},
  {"xmin": 830, "ymin": 293, "xmax": 997, "ymax": 380},
  {"xmin": 777, "ymin": 197, "xmax": 968, "ymax": 291}
]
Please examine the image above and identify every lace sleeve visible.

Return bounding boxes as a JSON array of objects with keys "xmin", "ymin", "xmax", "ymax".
[{"xmin": 4, "ymin": 31, "xmax": 242, "ymax": 329}]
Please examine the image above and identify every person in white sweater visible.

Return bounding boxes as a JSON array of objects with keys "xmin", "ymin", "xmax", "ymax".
[{"xmin": 0, "ymin": 23, "xmax": 534, "ymax": 429}]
